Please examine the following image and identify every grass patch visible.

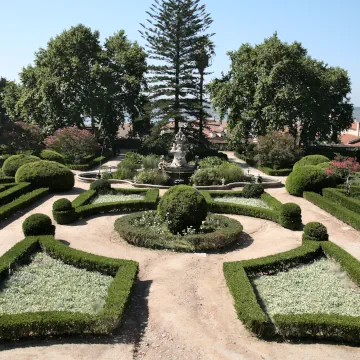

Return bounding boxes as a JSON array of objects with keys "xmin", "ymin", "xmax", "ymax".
[
  {"xmin": 254, "ymin": 258, "xmax": 360, "ymax": 318},
  {"xmin": 214, "ymin": 196, "xmax": 270, "ymax": 209},
  {"xmin": 92, "ymin": 193, "xmax": 145, "ymax": 205},
  {"xmin": 0, "ymin": 252, "xmax": 113, "ymax": 315}
]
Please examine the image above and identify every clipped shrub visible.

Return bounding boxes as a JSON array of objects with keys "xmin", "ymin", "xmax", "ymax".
[
  {"xmin": 142, "ymin": 155, "xmax": 160, "ymax": 170},
  {"xmin": 137, "ymin": 170, "xmax": 169, "ymax": 185},
  {"xmin": 15, "ymin": 161, "xmax": 74, "ymax": 192},
  {"xmin": 90, "ymin": 179, "xmax": 111, "ymax": 194},
  {"xmin": 40, "ymin": 150, "xmax": 65, "ymax": 164},
  {"xmin": 218, "ymin": 162, "xmax": 244, "ymax": 183},
  {"xmin": 191, "ymin": 167, "xmax": 221, "ymax": 186},
  {"xmin": 118, "ymin": 159, "xmax": 141, "ymax": 172},
  {"xmin": 302, "ymin": 222, "xmax": 329, "ymax": 242},
  {"xmin": 293, "ymin": 155, "xmax": 330, "ymax": 170},
  {"xmin": 285, "ymin": 165, "xmax": 328, "ymax": 197},
  {"xmin": 124, "ymin": 152, "xmax": 143, "ymax": 165},
  {"xmin": 278, "ymin": 203, "xmax": 302, "ymax": 230},
  {"xmin": 158, "ymin": 185, "xmax": 208, "ymax": 234},
  {"xmin": 52, "ymin": 198, "xmax": 78, "ymax": 224},
  {"xmin": 198, "ymin": 156, "xmax": 225, "ymax": 169},
  {"xmin": 113, "ymin": 167, "xmax": 135, "ymax": 180},
  {"xmin": 242, "ymin": 184, "xmax": 264, "ymax": 199},
  {"xmin": 316, "ymin": 162, "xmax": 331, "ymax": 170},
  {"xmin": 2, "ymin": 154, "xmax": 40, "ymax": 177},
  {"xmin": 22, "ymin": 214, "xmax": 55, "ymax": 236}
]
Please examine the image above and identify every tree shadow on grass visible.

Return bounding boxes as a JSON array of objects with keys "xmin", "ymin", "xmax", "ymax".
[{"xmin": 0, "ymin": 279, "xmax": 152, "ymax": 351}]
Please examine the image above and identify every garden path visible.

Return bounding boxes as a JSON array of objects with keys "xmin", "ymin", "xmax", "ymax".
[{"xmin": 0, "ymin": 157, "xmax": 360, "ymax": 360}]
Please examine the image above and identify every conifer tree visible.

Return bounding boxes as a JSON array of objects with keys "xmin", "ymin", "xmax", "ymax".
[{"xmin": 140, "ymin": 0, "xmax": 214, "ymax": 133}]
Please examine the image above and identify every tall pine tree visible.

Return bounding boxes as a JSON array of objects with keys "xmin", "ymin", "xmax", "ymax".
[{"xmin": 140, "ymin": 0, "xmax": 214, "ymax": 133}]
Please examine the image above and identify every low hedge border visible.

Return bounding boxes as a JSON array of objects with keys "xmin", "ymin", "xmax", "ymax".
[
  {"xmin": 0, "ymin": 183, "xmax": 31, "ymax": 206},
  {"xmin": 0, "ymin": 188, "xmax": 49, "ymax": 223},
  {"xmin": 0, "ymin": 177, "xmax": 15, "ymax": 184},
  {"xmin": 0, "ymin": 235, "xmax": 138, "ymax": 339},
  {"xmin": 304, "ymin": 191, "xmax": 360, "ymax": 230},
  {"xmin": 53, "ymin": 188, "xmax": 160, "ymax": 224},
  {"xmin": 0, "ymin": 184, "xmax": 16, "ymax": 193},
  {"xmin": 115, "ymin": 212, "xmax": 244, "ymax": 252},
  {"xmin": 66, "ymin": 156, "xmax": 108, "ymax": 171},
  {"xmin": 323, "ymin": 188, "xmax": 360, "ymax": 214},
  {"xmin": 224, "ymin": 240, "xmax": 360, "ymax": 343},
  {"xmin": 202, "ymin": 190, "xmax": 301, "ymax": 230}
]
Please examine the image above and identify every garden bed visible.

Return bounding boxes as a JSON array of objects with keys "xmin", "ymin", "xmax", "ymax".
[
  {"xmin": 0, "ymin": 235, "xmax": 138, "ymax": 339},
  {"xmin": 224, "ymin": 240, "xmax": 360, "ymax": 343},
  {"xmin": 115, "ymin": 211, "xmax": 243, "ymax": 252}
]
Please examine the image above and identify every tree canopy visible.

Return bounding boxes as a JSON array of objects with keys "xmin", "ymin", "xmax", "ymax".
[
  {"xmin": 208, "ymin": 33, "xmax": 353, "ymax": 147},
  {"xmin": 3, "ymin": 24, "xmax": 147, "ymax": 139}
]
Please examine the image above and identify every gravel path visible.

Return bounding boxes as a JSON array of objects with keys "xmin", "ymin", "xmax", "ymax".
[{"xmin": 0, "ymin": 155, "xmax": 360, "ymax": 360}]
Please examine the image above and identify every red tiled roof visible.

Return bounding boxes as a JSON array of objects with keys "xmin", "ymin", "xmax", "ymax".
[{"xmin": 340, "ymin": 134, "xmax": 360, "ymax": 146}]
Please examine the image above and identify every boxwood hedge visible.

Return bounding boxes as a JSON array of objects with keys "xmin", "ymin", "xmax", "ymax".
[
  {"xmin": 0, "ymin": 235, "xmax": 137, "ymax": 339},
  {"xmin": 201, "ymin": 190, "xmax": 301, "ymax": 230},
  {"xmin": 224, "ymin": 240, "xmax": 360, "ymax": 343},
  {"xmin": 322, "ymin": 188, "xmax": 360, "ymax": 214}
]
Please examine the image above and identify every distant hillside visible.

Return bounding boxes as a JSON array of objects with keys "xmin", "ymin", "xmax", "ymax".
[{"xmin": 355, "ymin": 107, "xmax": 360, "ymax": 121}]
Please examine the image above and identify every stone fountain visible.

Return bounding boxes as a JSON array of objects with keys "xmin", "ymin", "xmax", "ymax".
[{"xmin": 162, "ymin": 128, "xmax": 196, "ymax": 185}]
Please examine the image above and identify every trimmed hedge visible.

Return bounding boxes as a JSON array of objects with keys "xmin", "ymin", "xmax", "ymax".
[
  {"xmin": 66, "ymin": 156, "xmax": 107, "ymax": 171},
  {"xmin": 202, "ymin": 191, "xmax": 301, "ymax": 230},
  {"xmin": 15, "ymin": 160, "xmax": 74, "ymax": 192},
  {"xmin": 257, "ymin": 166, "xmax": 292, "ymax": 176},
  {"xmin": 293, "ymin": 155, "xmax": 330, "ymax": 170},
  {"xmin": 322, "ymin": 187, "xmax": 360, "ymax": 214},
  {"xmin": 40, "ymin": 150, "xmax": 65, "ymax": 164},
  {"xmin": 224, "ymin": 240, "xmax": 360, "ymax": 343},
  {"xmin": 0, "ymin": 188, "xmax": 49, "ymax": 223},
  {"xmin": 90, "ymin": 179, "xmax": 111, "ymax": 194},
  {"xmin": 0, "ymin": 182, "xmax": 31, "ymax": 206},
  {"xmin": 302, "ymin": 222, "xmax": 329, "ymax": 242},
  {"xmin": 2, "ymin": 154, "xmax": 40, "ymax": 177},
  {"xmin": 304, "ymin": 191, "xmax": 360, "ymax": 230},
  {"xmin": 242, "ymin": 184, "xmax": 264, "ymax": 199},
  {"xmin": 0, "ymin": 177, "xmax": 15, "ymax": 184},
  {"xmin": 278, "ymin": 203, "xmax": 302, "ymax": 230},
  {"xmin": 115, "ymin": 212, "xmax": 243, "ymax": 252},
  {"xmin": 22, "ymin": 214, "xmax": 55, "ymax": 237},
  {"xmin": 0, "ymin": 235, "xmax": 137, "ymax": 339},
  {"xmin": 52, "ymin": 198, "xmax": 77, "ymax": 225}
]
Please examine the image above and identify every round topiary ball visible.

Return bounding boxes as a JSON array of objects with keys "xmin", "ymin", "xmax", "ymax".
[
  {"xmin": 278, "ymin": 203, "xmax": 302, "ymax": 230},
  {"xmin": 303, "ymin": 222, "xmax": 329, "ymax": 242},
  {"xmin": 15, "ymin": 160, "xmax": 74, "ymax": 192},
  {"xmin": 293, "ymin": 155, "xmax": 330, "ymax": 170},
  {"xmin": 2, "ymin": 154, "xmax": 40, "ymax": 177},
  {"xmin": 52, "ymin": 198, "xmax": 77, "ymax": 224},
  {"xmin": 285, "ymin": 165, "xmax": 328, "ymax": 197},
  {"xmin": 158, "ymin": 185, "xmax": 208, "ymax": 234},
  {"xmin": 40, "ymin": 150, "xmax": 65, "ymax": 164},
  {"xmin": 242, "ymin": 184, "xmax": 264, "ymax": 198},
  {"xmin": 53, "ymin": 198, "xmax": 73, "ymax": 212},
  {"xmin": 22, "ymin": 213, "xmax": 55, "ymax": 237},
  {"xmin": 90, "ymin": 179, "xmax": 111, "ymax": 194}
]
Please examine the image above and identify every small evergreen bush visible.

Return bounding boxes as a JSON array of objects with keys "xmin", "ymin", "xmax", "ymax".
[
  {"xmin": 158, "ymin": 185, "xmax": 208, "ymax": 234},
  {"xmin": 118, "ymin": 159, "xmax": 140, "ymax": 172},
  {"xmin": 142, "ymin": 155, "xmax": 160, "ymax": 170},
  {"xmin": 124, "ymin": 152, "xmax": 143, "ymax": 165},
  {"xmin": 40, "ymin": 150, "xmax": 65, "ymax": 164},
  {"xmin": 242, "ymin": 184, "xmax": 264, "ymax": 198},
  {"xmin": 22, "ymin": 214, "xmax": 55, "ymax": 236},
  {"xmin": 53, "ymin": 198, "xmax": 72, "ymax": 211},
  {"xmin": 302, "ymin": 222, "xmax": 329, "ymax": 242},
  {"xmin": 137, "ymin": 170, "xmax": 169, "ymax": 185},
  {"xmin": 2, "ymin": 154, "xmax": 40, "ymax": 177},
  {"xmin": 191, "ymin": 167, "xmax": 221, "ymax": 186},
  {"xmin": 278, "ymin": 203, "xmax": 302, "ymax": 230},
  {"xmin": 198, "ymin": 156, "xmax": 225, "ymax": 168},
  {"xmin": 113, "ymin": 167, "xmax": 135, "ymax": 180},
  {"xmin": 293, "ymin": 155, "xmax": 330, "ymax": 170},
  {"xmin": 15, "ymin": 161, "xmax": 74, "ymax": 192},
  {"xmin": 285, "ymin": 165, "xmax": 328, "ymax": 197},
  {"xmin": 52, "ymin": 198, "xmax": 77, "ymax": 224},
  {"xmin": 90, "ymin": 179, "xmax": 111, "ymax": 194}
]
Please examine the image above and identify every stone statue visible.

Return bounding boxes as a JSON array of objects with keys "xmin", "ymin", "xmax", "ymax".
[{"xmin": 170, "ymin": 128, "xmax": 188, "ymax": 168}]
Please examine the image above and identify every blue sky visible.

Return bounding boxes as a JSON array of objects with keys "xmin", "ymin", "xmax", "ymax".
[{"xmin": 1, "ymin": 0, "xmax": 359, "ymax": 105}]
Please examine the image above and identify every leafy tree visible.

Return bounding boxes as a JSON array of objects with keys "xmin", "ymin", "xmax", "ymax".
[
  {"xmin": 140, "ymin": 0, "xmax": 214, "ymax": 133},
  {"xmin": 3, "ymin": 25, "xmax": 147, "ymax": 139},
  {"xmin": 208, "ymin": 33, "xmax": 353, "ymax": 147},
  {"xmin": 0, "ymin": 77, "xmax": 11, "ymax": 126}
]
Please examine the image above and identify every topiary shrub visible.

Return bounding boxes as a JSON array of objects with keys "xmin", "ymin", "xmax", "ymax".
[
  {"xmin": 302, "ymin": 222, "xmax": 329, "ymax": 242},
  {"xmin": 285, "ymin": 165, "xmax": 328, "ymax": 197},
  {"xmin": 278, "ymin": 203, "xmax": 302, "ymax": 230},
  {"xmin": 90, "ymin": 179, "xmax": 111, "ymax": 194},
  {"xmin": 22, "ymin": 213, "xmax": 55, "ymax": 237},
  {"xmin": 293, "ymin": 155, "xmax": 330, "ymax": 170},
  {"xmin": 242, "ymin": 184, "xmax": 264, "ymax": 198},
  {"xmin": 158, "ymin": 185, "xmax": 208, "ymax": 234},
  {"xmin": 52, "ymin": 198, "xmax": 78, "ymax": 224},
  {"xmin": 137, "ymin": 170, "xmax": 169, "ymax": 185},
  {"xmin": 15, "ymin": 161, "xmax": 74, "ymax": 192},
  {"xmin": 40, "ymin": 150, "xmax": 65, "ymax": 164},
  {"xmin": 316, "ymin": 162, "xmax": 331, "ymax": 170},
  {"xmin": 2, "ymin": 154, "xmax": 40, "ymax": 177}
]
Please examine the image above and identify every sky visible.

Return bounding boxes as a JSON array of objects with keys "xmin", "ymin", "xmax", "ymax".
[{"xmin": 1, "ymin": 0, "xmax": 360, "ymax": 105}]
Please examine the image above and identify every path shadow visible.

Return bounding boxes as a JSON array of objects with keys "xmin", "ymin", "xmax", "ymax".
[
  {"xmin": 66, "ymin": 213, "xmax": 122, "ymax": 227},
  {"xmin": 58, "ymin": 239, "xmax": 70, "ymax": 246},
  {"xmin": 53, "ymin": 187, "xmax": 85, "ymax": 196},
  {"xmin": 207, "ymin": 232, "xmax": 254, "ymax": 254},
  {"xmin": 0, "ymin": 279, "xmax": 152, "ymax": 351}
]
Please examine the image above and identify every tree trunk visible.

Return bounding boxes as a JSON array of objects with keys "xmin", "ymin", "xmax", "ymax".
[{"xmin": 199, "ymin": 72, "xmax": 204, "ymax": 141}]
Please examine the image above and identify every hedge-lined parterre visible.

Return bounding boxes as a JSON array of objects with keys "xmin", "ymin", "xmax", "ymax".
[
  {"xmin": 224, "ymin": 234, "xmax": 360, "ymax": 343},
  {"xmin": 201, "ymin": 190, "xmax": 302, "ymax": 230},
  {"xmin": 0, "ymin": 234, "xmax": 137, "ymax": 339}
]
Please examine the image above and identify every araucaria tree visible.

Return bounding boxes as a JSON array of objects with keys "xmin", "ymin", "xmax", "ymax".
[
  {"xmin": 140, "ymin": 0, "xmax": 214, "ymax": 134},
  {"xmin": 3, "ymin": 25, "xmax": 147, "ymax": 139},
  {"xmin": 208, "ymin": 33, "xmax": 353, "ymax": 148}
]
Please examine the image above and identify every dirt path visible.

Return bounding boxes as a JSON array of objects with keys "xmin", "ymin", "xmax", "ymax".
[{"xmin": 0, "ymin": 157, "xmax": 360, "ymax": 359}]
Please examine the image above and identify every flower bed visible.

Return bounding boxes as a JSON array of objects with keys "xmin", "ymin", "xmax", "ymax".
[
  {"xmin": 224, "ymin": 240, "xmax": 360, "ymax": 343},
  {"xmin": 0, "ymin": 235, "xmax": 137, "ymax": 339},
  {"xmin": 115, "ymin": 211, "xmax": 243, "ymax": 252},
  {"xmin": 92, "ymin": 193, "xmax": 145, "ymax": 205},
  {"xmin": 213, "ymin": 196, "xmax": 270, "ymax": 209}
]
